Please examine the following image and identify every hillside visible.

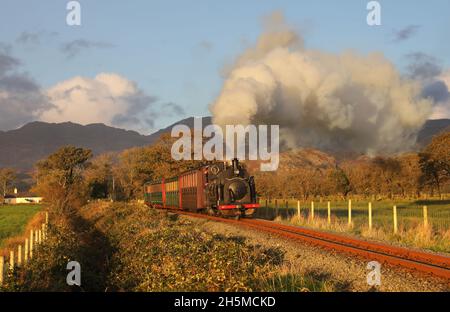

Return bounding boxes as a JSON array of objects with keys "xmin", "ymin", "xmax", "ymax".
[
  {"xmin": 416, "ymin": 119, "xmax": 450, "ymax": 146},
  {"xmin": 0, "ymin": 122, "xmax": 151, "ymax": 170},
  {"xmin": 0, "ymin": 117, "xmax": 447, "ymax": 171}
]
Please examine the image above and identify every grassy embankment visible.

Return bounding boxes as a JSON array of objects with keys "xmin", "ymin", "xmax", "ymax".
[
  {"xmin": 257, "ymin": 199, "xmax": 450, "ymax": 253},
  {"xmin": 1, "ymin": 202, "xmax": 337, "ymax": 292}
]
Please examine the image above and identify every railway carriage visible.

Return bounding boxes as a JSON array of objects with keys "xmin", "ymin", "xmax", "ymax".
[{"xmin": 144, "ymin": 158, "xmax": 259, "ymax": 218}]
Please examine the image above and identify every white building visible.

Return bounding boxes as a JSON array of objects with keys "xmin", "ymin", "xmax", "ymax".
[{"xmin": 3, "ymin": 188, "xmax": 43, "ymax": 204}]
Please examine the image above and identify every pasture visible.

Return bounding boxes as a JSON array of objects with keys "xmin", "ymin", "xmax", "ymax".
[
  {"xmin": 257, "ymin": 199, "xmax": 450, "ymax": 230},
  {"xmin": 0, "ymin": 204, "xmax": 42, "ymax": 247},
  {"xmin": 256, "ymin": 198, "xmax": 450, "ymax": 252}
]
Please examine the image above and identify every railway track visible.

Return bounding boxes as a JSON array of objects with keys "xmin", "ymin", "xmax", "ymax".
[{"xmin": 167, "ymin": 209, "xmax": 450, "ymax": 280}]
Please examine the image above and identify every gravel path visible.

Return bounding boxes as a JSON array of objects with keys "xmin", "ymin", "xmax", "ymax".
[{"xmin": 182, "ymin": 216, "xmax": 450, "ymax": 292}]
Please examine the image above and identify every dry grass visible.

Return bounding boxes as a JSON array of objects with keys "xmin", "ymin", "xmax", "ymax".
[
  {"xmin": 278, "ymin": 214, "xmax": 450, "ymax": 253},
  {"xmin": 195, "ymin": 216, "xmax": 450, "ymax": 291}
]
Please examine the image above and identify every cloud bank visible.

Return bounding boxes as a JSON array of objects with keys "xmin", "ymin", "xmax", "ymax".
[
  {"xmin": 406, "ymin": 52, "xmax": 450, "ymax": 119},
  {"xmin": 40, "ymin": 73, "xmax": 161, "ymax": 132},
  {"xmin": 210, "ymin": 12, "xmax": 433, "ymax": 155},
  {"xmin": 0, "ymin": 49, "xmax": 53, "ymax": 131},
  {"xmin": 0, "ymin": 47, "xmax": 184, "ymax": 133}
]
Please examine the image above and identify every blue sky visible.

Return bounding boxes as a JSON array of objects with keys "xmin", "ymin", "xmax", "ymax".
[{"xmin": 1, "ymin": 0, "xmax": 449, "ymax": 133}]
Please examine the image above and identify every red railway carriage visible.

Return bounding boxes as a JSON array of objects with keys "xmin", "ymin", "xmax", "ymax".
[{"xmin": 144, "ymin": 158, "xmax": 259, "ymax": 218}]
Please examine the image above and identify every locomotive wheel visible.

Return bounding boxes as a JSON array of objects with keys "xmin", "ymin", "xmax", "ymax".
[{"xmin": 206, "ymin": 208, "xmax": 216, "ymax": 216}]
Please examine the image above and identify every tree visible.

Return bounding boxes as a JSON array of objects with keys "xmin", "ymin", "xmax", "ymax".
[
  {"xmin": 424, "ymin": 131, "xmax": 450, "ymax": 177},
  {"xmin": 329, "ymin": 167, "xmax": 352, "ymax": 199},
  {"xmin": 419, "ymin": 131, "xmax": 450, "ymax": 197},
  {"xmin": 113, "ymin": 133, "xmax": 212, "ymax": 200},
  {"xmin": 0, "ymin": 168, "xmax": 16, "ymax": 200},
  {"xmin": 84, "ymin": 153, "xmax": 115, "ymax": 199},
  {"xmin": 33, "ymin": 146, "xmax": 92, "ymax": 214},
  {"xmin": 372, "ymin": 156, "xmax": 401, "ymax": 199},
  {"xmin": 397, "ymin": 154, "xmax": 422, "ymax": 198}
]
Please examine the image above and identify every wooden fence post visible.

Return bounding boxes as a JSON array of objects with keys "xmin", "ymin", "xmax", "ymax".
[
  {"xmin": 393, "ymin": 205, "xmax": 398, "ymax": 234},
  {"xmin": 423, "ymin": 206, "xmax": 428, "ymax": 228},
  {"xmin": 30, "ymin": 230, "xmax": 34, "ymax": 259},
  {"xmin": 275, "ymin": 199, "xmax": 278, "ymax": 217},
  {"xmin": 9, "ymin": 250, "xmax": 14, "ymax": 272},
  {"xmin": 348, "ymin": 199, "xmax": 352, "ymax": 226},
  {"xmin": 310, "ymin": 201, "xmax": 314, "ymax": 220},
  {"xmin": 25, "ymin": 239, "xmax": 29, "ymax": 263},
  {"xmin": 18, "ymin": 245, "xmax": 22, "ymax": 267},
  {"xmin": 45, "ymin": 211, "xmax": 49, "ymax": 224},
  {"xmin": 327, "ymin": 201, "xmax": 331, "ymax": 224},
  {"xmin": 368, "ymin": 202, "xmax": 372, "ymax": 231},
  {"xmin": 34, "ymin": 229, "xmax": 38, "ymax": 244},
  {"xmin": 38, "ymin": 230, "xmax": 42, "ymax": 244},
  {"xmin": 297, "ymin": 200, "xmax": 300, "ymax": 218},
  {"xmin": 0, "ymin": 256, "xmax": 3, "ymax": 286}
]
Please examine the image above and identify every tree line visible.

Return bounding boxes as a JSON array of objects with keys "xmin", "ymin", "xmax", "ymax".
[
  {"xmin": 0, "ymin": 132, "xmax": 449, "ymax": 211},
  {"xmin": 255, "ymin": 132, "xmax": 450, "ymax": 200}
]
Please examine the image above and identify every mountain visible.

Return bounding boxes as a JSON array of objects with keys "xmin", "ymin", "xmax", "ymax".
[
  {"xmin": 416, "ymin": 119, "xmax": 450, "ymax": 146},
  {"xmin": 0, "ymin": 117, "xmax": 447, "ymax": 171},
  {"xmin": 0, "ymin": 117, "xmax": 213, "ymax": 171},
  {"xmin": 146, "ymin": 116, "xmax": 212, "ymax": 144},
  {"xmin": 0, "ymin": 122, "xmax": 152, "ymax": 170}
]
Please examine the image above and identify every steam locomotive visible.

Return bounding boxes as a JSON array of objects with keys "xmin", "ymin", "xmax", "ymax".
[{"xmin": 144, "ymin": 158, "xmax": 259, "ymax": 218}]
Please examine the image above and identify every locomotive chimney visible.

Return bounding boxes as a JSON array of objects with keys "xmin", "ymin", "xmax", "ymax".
[{"xmin": 232, "ymin": 158, "xmax": 239, "ymax": 175}]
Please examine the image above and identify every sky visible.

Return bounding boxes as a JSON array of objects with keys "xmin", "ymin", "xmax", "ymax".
[{"xmin": 0, "ymin": 0, "xmax": 449, "ymax": 135}]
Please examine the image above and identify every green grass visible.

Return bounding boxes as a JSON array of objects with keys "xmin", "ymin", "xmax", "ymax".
[{"xmin": 0, "ymin": 204, "xmax": 42, "ymax": 247}]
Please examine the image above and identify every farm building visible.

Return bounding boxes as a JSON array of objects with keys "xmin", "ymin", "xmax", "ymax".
[{"xmin": 3, "ymin": 188, "xmax": 43, "ymax": 204}]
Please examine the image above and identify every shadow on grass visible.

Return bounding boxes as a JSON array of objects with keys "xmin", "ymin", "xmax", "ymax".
[
  {"xmin": 65, "ymin": 213, "xmax": 115, "ymax": 292},
  {"xmin": 414, "ymin": 199, "xmax": 450, "ymax": 206}
]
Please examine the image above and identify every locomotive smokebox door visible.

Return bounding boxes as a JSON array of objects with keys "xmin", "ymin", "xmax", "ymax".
[{"xmin": 224, "ymin": 178, "xmax": 251, "ymax": 204}]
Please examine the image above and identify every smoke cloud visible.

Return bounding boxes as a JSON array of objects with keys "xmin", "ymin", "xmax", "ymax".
[{"xmin": 210, "ymin": 12, "xmax": 433, "ymax": 155}]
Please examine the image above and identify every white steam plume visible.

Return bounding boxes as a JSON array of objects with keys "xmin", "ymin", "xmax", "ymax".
[{"xmin": 210, "ymin": 12, "xmax": 432, "ymax": 155}]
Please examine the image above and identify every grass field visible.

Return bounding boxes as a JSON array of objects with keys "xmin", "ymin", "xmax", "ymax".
[
  {"xmin": 257, "ymin": 199, "xmax": 450, "ymax": 230},
  {"xmin": 0, "ymin": 204, "xmax": 42, "ymax": 247},
  {"xmin": 256, "ymin": 198, "xmax": 450, "ymax": 252}
]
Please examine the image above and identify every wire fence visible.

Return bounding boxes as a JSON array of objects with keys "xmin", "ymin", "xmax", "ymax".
[{"xmin": 255, "ymin": 198, "xmax": 450, "ymax": 233}]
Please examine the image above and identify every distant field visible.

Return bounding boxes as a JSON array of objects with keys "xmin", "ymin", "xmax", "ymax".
[{"xmin": 0, "ymin": 204, "xmax": 42, "ymax": 247}]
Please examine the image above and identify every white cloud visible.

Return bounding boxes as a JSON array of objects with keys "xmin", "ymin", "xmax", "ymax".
[{"xmin": 40, "ymin": 73, "xmax": 158, "ymax": 131}]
